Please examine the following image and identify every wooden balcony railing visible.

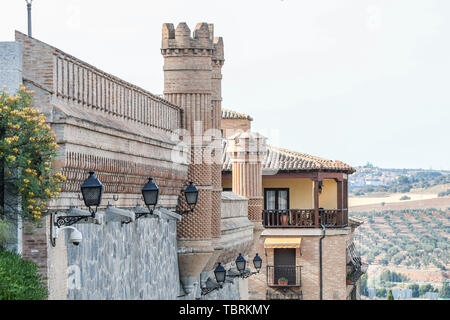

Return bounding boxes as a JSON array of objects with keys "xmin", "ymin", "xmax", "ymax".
[
  {"xmin": 267, "ymin": 265, "xmax": 302, "ymax": 287},
  {"xmin": 262, "ymin": 209, "xmax": 348, "ymax": 228}
]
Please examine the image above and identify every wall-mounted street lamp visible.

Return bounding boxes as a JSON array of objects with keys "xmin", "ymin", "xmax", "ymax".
[
  {"xmin": 200, "ymin": 254, "xmax": 263, "ymax": 296},
  {"xmin": 200, "ymin": 263, "xmax": 231, "ymax": 296},
  {"xmin": 80, "ymin": 170, "xmax": 104, "ymax": 216},
  {"xmin": 51, "ymin": 170, "xmax": 104, "ymax": 247},
  {"xmin": 227, "ymin": 253, "xmax": 262, "ymax": 279},
  {"xmin": 175, "ymin": 181, "xmax": 199, "ymax": 215},
  {"xmin": 135, "ymin": 177, "xmax": 159, "ymax": 221},
  {"xmin": 135, "ymin": 178, "xmax": 199, "ymax": 220}
]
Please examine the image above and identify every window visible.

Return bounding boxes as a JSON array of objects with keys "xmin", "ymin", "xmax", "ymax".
[
  {"xmin": 274, "ymin": 248, "xmax": 297, "ymax": 285},
  {"xmin": 223, "ymin": 188, "xmax": 232, "ymax": 192},
  {"xmin": 264, "ymin": 189, "xmax": 289, "ymax": 210}
]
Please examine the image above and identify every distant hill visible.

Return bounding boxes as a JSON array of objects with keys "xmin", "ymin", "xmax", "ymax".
[{"xmin": 349, "ymin": 164, "xmax": 450, "ymax": 196}]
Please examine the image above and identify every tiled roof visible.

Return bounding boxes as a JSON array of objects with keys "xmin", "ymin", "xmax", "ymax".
[
  {"xmin": 222, "ymin": 140, "xmax": 355, "ymax": 173},
  {"xmin": 222, "ymin": 108, "xmax": 253, "ymax": 121}
]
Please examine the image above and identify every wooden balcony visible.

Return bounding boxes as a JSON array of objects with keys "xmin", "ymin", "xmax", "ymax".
[{"xmin": 262, "ymin": 209, "xmax": 348, "ymax": 228}]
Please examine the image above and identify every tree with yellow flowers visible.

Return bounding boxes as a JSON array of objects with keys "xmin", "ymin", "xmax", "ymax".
[{"xmin": 0, "ymin": 86, "xmax": 66, "ymax": 223}]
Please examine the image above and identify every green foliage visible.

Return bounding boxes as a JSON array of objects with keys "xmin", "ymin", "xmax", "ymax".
[
  {"xmin": 0, "ymin": 88, "xmax": 66, "ymax": 221},
  {"xmin": 387, "ymin": 289, "xmax": 394, "ymax": 300},
  {"xmin": 397, "ymin": 176, "xmax": 410, "ymax": 185},
  {"xmin": 438, "ymin": 189, "xmax": 450, "ymax": 197},
  {"xmin": 380, "ymin": 270, "xmax": 409, "ymax": 283},
  {"xmin": 418, "ymin": 284, "xmax": 438, "ymax": 297},
  {"xmin": 0, "ymin": 249, "xmax": 48, "ymax": 300},
  {"xmin": 376, "ymin": 288, "xmax": 387, "ymax": 298},
  {"xmin": 360, "ymin": 273, "xmax": 368, "ymax": 296},
  {"xmin": 0, "ymin": 219, "xmax": 13, "ymax": 249},
  {"xmin": 400, "ymin": 195, "xmax": 411, "ymax": 201},
  {"xmin": 408, "ymin": 284, "xmax": 420, "ymax": 298},
  {"xmin": 439, "ymin": 282, "xmax": 450, "ymax": 299}
]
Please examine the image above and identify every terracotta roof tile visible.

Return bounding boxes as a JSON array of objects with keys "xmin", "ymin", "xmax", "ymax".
[{"xmin": 222, "ymin": 140, "xmax": 355, "ymax": 173}]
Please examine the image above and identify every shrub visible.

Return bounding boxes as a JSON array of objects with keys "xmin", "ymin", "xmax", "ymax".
[
  {"xmin": 0, "ymin": 219, "xmax": 13, "ymax": 249},
  {"xmin": 387, "ymin": 289, "xmax": 394, "ymax": 300},
  {"xmin": 0, "ymin": 249, "xmax": 48, "ymax": 300},
  {"xmin": 0, "ymin": 88, "xmax": 66, "ymax": 221},
  {"xmin": 438, "ymin": 189, "xmax": 450, "ymax": 197},
  {"xmin": 400, "ymin": 195, "xmax": 411, "ymax": 201},
  {"xmin": 376, "ymin": 288, "xmax": 387, "ymax": 298}
]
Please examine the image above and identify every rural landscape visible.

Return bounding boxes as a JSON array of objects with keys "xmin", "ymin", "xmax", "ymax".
[{"xmin": 348, "ymin": 164, "xmax": 450, "ymax": 299}]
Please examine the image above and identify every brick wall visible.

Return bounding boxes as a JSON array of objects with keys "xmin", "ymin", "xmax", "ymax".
[
  {"xmin": 13, "ymin": 31, "xmax": 190, "ymax": 298},
  {"xmin": 222, "ymin": 118, "xmax": 252, "ymax": 138}
]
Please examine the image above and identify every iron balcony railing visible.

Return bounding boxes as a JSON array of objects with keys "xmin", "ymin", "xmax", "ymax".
[
  {"xmin": 262, "ymin": 209, "xmax": 348, "ymax": 228},
  {"xmin": 267, "ymin": 265, "xmax": 302, "ymax": 287}
]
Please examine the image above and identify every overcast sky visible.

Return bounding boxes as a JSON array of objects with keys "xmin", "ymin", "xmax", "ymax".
[{"xmin": 2, "ymin": 0, "xmax": 449, "ymax": 170}]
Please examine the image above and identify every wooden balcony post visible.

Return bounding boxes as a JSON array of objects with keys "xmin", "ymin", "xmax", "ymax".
[
  {"xmin": 337, "ymin": 180, "xmax": 343, "ymax": 225},
  {"xmin": 343, "ymin": 178, "xmax": 348, "ymax": 225},
  {"xmin": 314, "ymin": 180, "xmax": 320, "ymax": 228}
]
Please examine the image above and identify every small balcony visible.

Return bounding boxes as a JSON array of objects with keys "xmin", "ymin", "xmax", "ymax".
[
  {"xmin": 262, "ymin": 209, "xmax": 348, "ymax": 229},
  {"xmin": 266, "ymin": 265, "xmax": 302, "ymax": 287}
]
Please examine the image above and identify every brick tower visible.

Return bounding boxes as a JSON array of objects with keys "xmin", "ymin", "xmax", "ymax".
[
  {"xmin": 227, "ymin": 131, "xmax": 267, "ymax": 299},
  {"xmin": 161, "ymin": 22, "xmax": 224, "ymax": 293}
]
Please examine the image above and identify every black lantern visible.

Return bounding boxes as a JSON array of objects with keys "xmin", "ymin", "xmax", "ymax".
[
  {"xmin": 80, "ymin": 170, "xmax": 103, "ymax": 215},
  {"xmin": 176, "ymin": 181, "xmax": 199, "ymax": 215},
  {"xmin": 184, "ymin": 181, "xmax": 199, "ymax": 206},
  {"xmin": 253, "ymin": 253, "xmax": 262, "ymax": 272},
  {"xmin": 235, "ymin": 253, "xmax": 247, "ymax": 273},
  {"xmin": 214, "ymin": 263, "xmax": 227, "ymax": 285},
  {"xmin": 142, "ymin": 177, "xmax": 159, "ymax": 208}
]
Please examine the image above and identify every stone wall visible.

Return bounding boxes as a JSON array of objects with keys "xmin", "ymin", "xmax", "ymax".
[{"xmin": 66, "ymin": 214, "xmax": 181, "ymax": 300}]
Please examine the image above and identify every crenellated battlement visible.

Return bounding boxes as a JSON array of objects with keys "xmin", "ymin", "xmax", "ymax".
[
  {"xmin": 213, "ymin": 37, "xmax": 224, "ymax": 63},
  {"xmin": 162, "ymin": 22, "xmax": 215, "ymax": 52}
]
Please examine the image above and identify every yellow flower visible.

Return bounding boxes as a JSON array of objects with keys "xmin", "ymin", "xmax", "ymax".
[
  {"xmin": 27, "ymin": 205, "xmax": 34, "ymax": 210},
  {"xmin": 27, "ymin": 160, "xmax": 31, "ymax": 165},
  {"xmin": 13, "ymin": 148, "xmax": 19, "ymax": 153},
  {"xmin": 28, "ymin": 192, "xmax": 34, "ymax": 197},
  {"xmin": 7, "ymin": 155, "xmax": 16, "ymax": 162},
  {"xmin": 23, "ymin": 179, "xmax": 30, "ymax": 184}
]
